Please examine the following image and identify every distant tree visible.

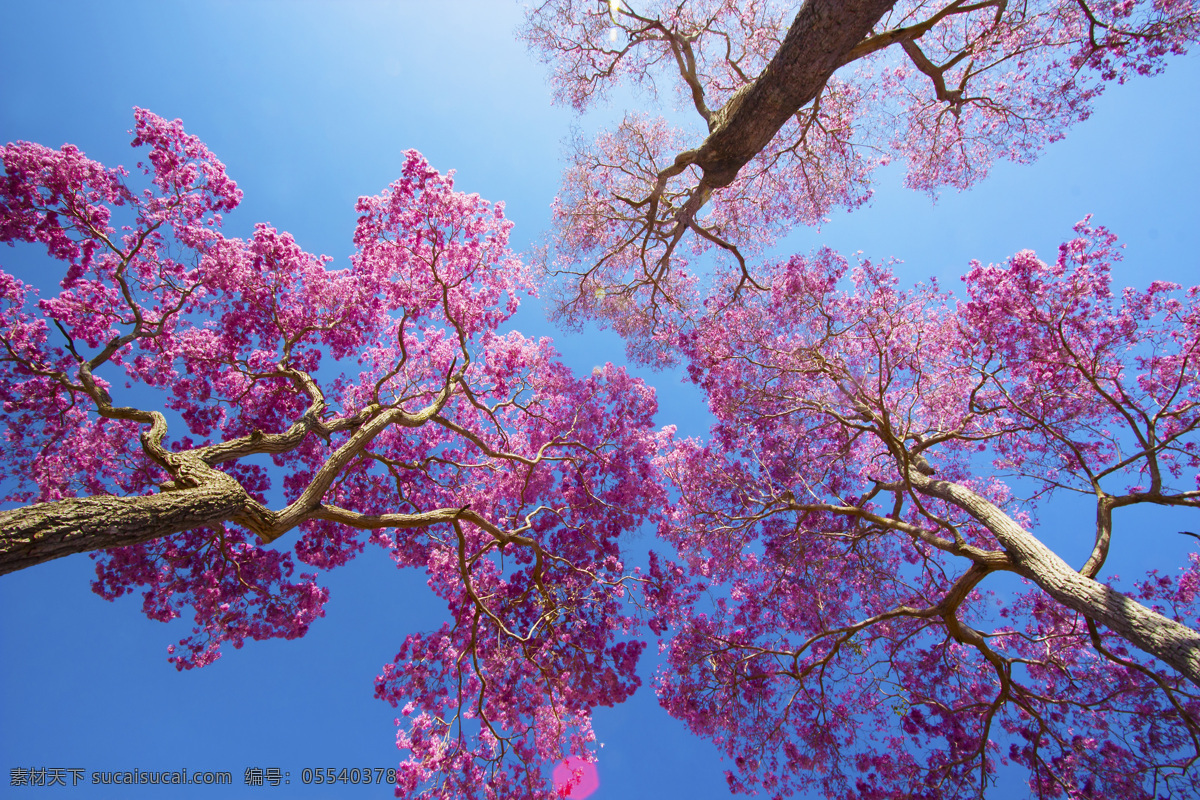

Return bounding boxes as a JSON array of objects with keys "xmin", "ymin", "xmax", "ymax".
[
  {"xmin": 522, "ymin": 0, "xmax": 1199, "ymax": 351},
  {"xmin": 0, "ymin": 110, "xmax": 664, "ymax": 799},
  {"xmin": 651, "ymin": 223, "xmax": 1200, "ymax": 797}
]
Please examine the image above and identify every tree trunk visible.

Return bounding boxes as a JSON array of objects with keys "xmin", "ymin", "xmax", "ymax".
[
  {"xmin": 0, "ymin": 476, "xmax": 251, "ymax": 575},
  {"xmin": 912, "ymin": 473, "xmax": 1200, "ymax": 688},
  {"xmin": 694, "ymin": 0, "xmax": 896, "ymax": 188}
]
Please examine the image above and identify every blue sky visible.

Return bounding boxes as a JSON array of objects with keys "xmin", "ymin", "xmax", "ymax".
[{"xmin": 1, "ymin": 1, "xmax": 1198, "ymax": 798}]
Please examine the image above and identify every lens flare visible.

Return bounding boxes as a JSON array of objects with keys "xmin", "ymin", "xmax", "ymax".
[{"xmin": 552, "ymin": 756, "xmax": 599, "ymax": 799}]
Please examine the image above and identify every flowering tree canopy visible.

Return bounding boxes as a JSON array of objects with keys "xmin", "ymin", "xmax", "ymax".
[
  {"xmin": 0, "ymin": 110, "xmax": 664, "ymax": 799},
  {"xmin": 522, "ymin": 0, "xmax": 1199, "ymax": 347},
  {"xmin": 653, "ymin": 222, "xmax": 1200, "ymax": 798},
  {"xmin": 3, "ymin": 1, "xmax": 1200, "ymax": 796}
]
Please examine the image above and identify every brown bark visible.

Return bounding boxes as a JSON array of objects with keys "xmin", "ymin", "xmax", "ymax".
[
  {"xmin": 0, "ymin": 473, "xmax": 252, "ymax": 576},
  {"xmin": 0, "ymin": 391, "xmax": 462, "ymax": 575},
  {"xmin": 692, "ymin": 0, "xmax": 897, "ymax": 188},
  {"xmin": 911, "ymin": 472, "xmax": 1200, "ymax": 687}
]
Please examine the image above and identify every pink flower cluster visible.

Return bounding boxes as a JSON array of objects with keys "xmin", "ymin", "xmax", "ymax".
[
  {"xmin": 648, "ymin": 223, "xmax": 1200, "ymax": 798},
  {"xmin": 522, "ymin": 0, "xmax": 1200, "ymax": 346},
  {"xmin": 1, "ymin": 111, "xmax": 665, "ymax": 799}
]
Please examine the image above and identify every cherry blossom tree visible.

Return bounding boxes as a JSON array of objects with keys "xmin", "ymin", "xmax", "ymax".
[
  {"xmin": 0, "ymin": 110, "xmax": 665, "ymax": 800},
  {"xmin": 521, "ymin": 0, "xmax": 1199, "ymax": 349},
  {"xmin": 651, "ymin": 220, "xmax": 1200, "ymax": 798}
]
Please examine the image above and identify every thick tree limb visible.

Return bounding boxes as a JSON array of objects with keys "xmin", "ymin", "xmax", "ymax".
[
  {"xmin": 0, "ymin": 475, "xmax": 509, "ymax": 576},
  {"xmin": 0, "ymin": 471, "xmax": 256, "ymax": 575},
  {"xmin": 690, "ymin": 0, "xmax": 897, "ymax": 188},
  {"xmin": 910, "ymin": 471, "xmax": 1200, "ymax": 688}
]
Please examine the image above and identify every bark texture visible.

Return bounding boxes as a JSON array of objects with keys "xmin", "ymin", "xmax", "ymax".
[
  {"xmin": 0, "ymin": 475, "xmax": 251, "ymax": 576},
  {"xmin": 693, "ymin": 0, "xmax": 897, "ymax": 187},
  {"xmin": 912, "ymin": 472, "xmax": 1200, "ymax": 687}
]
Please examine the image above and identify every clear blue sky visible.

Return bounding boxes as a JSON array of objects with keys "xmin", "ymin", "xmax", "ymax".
[{"xmin": 1, "ymin": 2, "xmax": 1197, "ymax": 798}]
